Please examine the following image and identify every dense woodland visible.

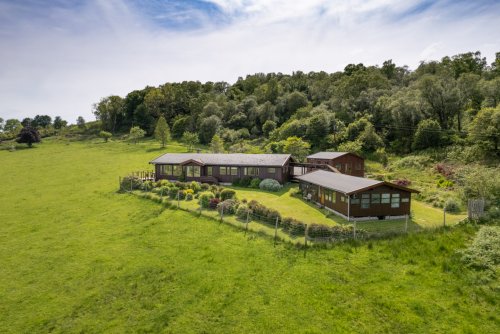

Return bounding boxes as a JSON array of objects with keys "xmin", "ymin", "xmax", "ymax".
[{"xmin": 1, "ymin": 51, "xmax": 500, "ymax": 161}]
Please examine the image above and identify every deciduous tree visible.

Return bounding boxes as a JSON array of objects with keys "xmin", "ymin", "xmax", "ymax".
[
  {"xmin": 129, "ymin": 126, "xmax": 146, "ymax": 144},
  {"xmin": 17, "ymin": 126, "xmax": 41, "ymax": 147},
  {"xmin": 182, "ymin": 131, "xmax": 199, "ymax": 152},
  {"xmin": 154, "ymin": 116, "xmax": 170, "ymax": 148}
]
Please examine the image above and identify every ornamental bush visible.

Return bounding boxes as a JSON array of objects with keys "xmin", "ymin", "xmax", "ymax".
[
  {"xmin": 281, "ymin": 217, "xmax": 306, "ymax": 236},
  {"xmin": 259, "ymin": 178, "xmax": 282, "ymax": 192},
  {"xmin": 250, "ymin": 178, "xmax": 261, "ymax": 188},
  {"xmin": 178, "ymin": 190, "xmax": 186, "ymax": 200},
  {"xmin": 247, "ymin": 200, "xmax": 281, "ymax": 222},
  {"xmin": 200, "ymin": 183, "xmax": 210, "ymax": 190},
  {"xmin": 209, "ymin": 198, "xmax": 221, "ymax": 209},
  {"xmin": 199, "ymin": 191, "xmax": 215, "ymax": 208},
  {"xmin": 141, "ymin": 180, "xmax": 154, "ymax": 192},
  {"xmin": 155, "ymin": 179, "xmax": 170, "ymax": 188},
  {"xmin": 186, "ymin": 193, "xmax": 193, "ymax": 201},
  {"xmin": 220, "ymin": 189, "xmax": 236, "ymax": 201},
  {"xmin": 217, "ymin": 199, "xmax": 239, "ymax": 214},
  {"xmin": 236, "ymin": 204, "xmax": 252, "ymax": 220},
  {"xmin": 189, "ymin": 181, "xmax": 201, "ymax": 193},
  {"xmin": 168, "ymin": 187, "xmax": 180, "ymax": 199},
  {"xmin": 120, "ymin": 175, "xmax": 143, "ymax": 191}
]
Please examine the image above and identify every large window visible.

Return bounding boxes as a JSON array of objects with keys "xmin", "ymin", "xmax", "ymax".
[
  {"xmin": 267, "ymin": 167, "xmax": 276, "ymax": 174},
  {"xmin": 371, "ymin": 193, "xmax": 381, "ymax": 204},
  {"xmin": 230, "ymin": 167, "xmax": 238, "ymax": 176},
  {"xmin": 244, "ymin": 167, "xmax": 259, "ymax": 176},
  {"xmin": 160, "ymin": 165, "xmax": 181, "ymax": 176},
  {"xmin": 220, "ymin": 166, "xmax": 228, "ymax": 175},
  {"xmin": 207, "ymin": 166, "xmax": 213, "ymax": 176},
  {"xmin": 401, "ymin": 197, "xmax": 409, "ymax": 203},
  {"xmin": 361, "ymin": 194, "xmax": 370, "ymax": 209},
  {"xmin": 391, "ymin": 193, "xmax": 400, "ymax": 208},
  {"xmin": 335, "ymin": 163, "xmax": 342, "ymax": 170},
  {"xmin": 324, "ymin": 189, "xmax": 333, "ymax": 202},
  {"xmin": 185, "ymin": 166, "xmax": 201, "ymax": 178},
  {"xmin": 381, "ymin": 193, "xmax": 391, "ymax": 204}
]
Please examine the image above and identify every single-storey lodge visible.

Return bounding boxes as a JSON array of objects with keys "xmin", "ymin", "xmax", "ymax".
[
  {"xmin": 150, "ymin": 153, "xmax": 293, "ymax": 184},
  {"xmin": 296, "ymin": 170, "xmax": 418, "ymax": 220}
]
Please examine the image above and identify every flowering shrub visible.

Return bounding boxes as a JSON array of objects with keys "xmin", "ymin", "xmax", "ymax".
[
  {"xmin": 236, "ymin": 204, "xmax": 251, "ymax": 219},
  {"xmin": 220, "ymin": 189, "xmax": 236, "ymax": 201}
]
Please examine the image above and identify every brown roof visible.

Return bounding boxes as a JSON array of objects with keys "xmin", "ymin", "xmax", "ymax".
[
  {"xmin": 307, "ymin": 151, "xmax": 363, "ymax": 160},
  {"xmin": 150, "ymin": 153, "xmax": 292, "ymax": 166},
  {"xmin": 296, "ymin": 170, "xmax": 418, "ymax": 195}
]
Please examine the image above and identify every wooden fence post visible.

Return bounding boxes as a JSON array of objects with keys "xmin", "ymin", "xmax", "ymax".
[
  {"xmin": 405, "ymin": 214, "xmax": 408, "ymax": 233},
  {"xmin": 177, "ymin": 191, "xmax": 180, "ymax": 208},
  {"xmin": 304, "ymin": 224, "xmax": 308, "ymax": 258},
  {"xmin": 220, "ymin": 206, "xmax": 224, "ymax": 223},
  {"xmin": 245, "ymin": 211, "xmax": 250, "ymax": 235},
  {"xmin": 274, "ymin": 217, "xmax": 279, "ymax": 246},
  {"xmin": 443, "ymin": 207, "xmax": 446, "ymax": 227}
]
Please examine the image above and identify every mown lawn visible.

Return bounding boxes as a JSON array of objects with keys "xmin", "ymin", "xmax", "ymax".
[{"xmin": 0, "ymin": 138, "xmax": 497, "ymax": 333}]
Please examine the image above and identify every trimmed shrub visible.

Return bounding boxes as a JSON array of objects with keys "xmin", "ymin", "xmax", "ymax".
[
  {"xmin": 200, "ymin": 183, "xmax": 210, "ymax": 190},
  {"xmin": 247, "ymin": 200, "xmax": 282, "ymax": 222},
  {"xmin": 236, "ymin": 204, "xmax": 251, "ymax": 220},
  {"xmin": 232, "ymin": 178, "xmax": 241, "ymax": 186},
  {"xmin": 250, "ymin": 178, "xmax": 261, "ymax": 188},
  {"xmin": 220, "ymin": 189, "xmax": 236, "ymax": 201},
  {"xmin": 444, "ymin": 198, "xmax": 460, "ymax": 213},
  {"xmin": 178, "ymin": 190, "xmax": 186, "ymax": 200},
  {"xmin": 185, "ymin": 189, "xmax": 194, "ymax": 195},
  {"xmin": 186, "ymin": 193, "xmax": 193, "ymax": 201},
  {"xmin": 155, "ymin": 179, "xmax": 171, "ymax": 188},
  {"xmin": 259, "ymin": 178, "xmax": 282, "ymax": 192},
  {"xmin": 120, "ymin": 175, "xmax": 143, "ymax": 191},
  {"xmin": 209, "ymin": 198, "xmax": 221, "ymax": 210},
  {"xmin": 189, "ymin": 181, "xmax": 201, "ymax": 193},
  {"xmin": 199, "ymin": 191, "xmax": 215, "ymax": 208},
  {"xmin": 168, "ymin": 186, "xmax": 180, "ymax": 199},
  {"xmin": 281, "ymin": 217, "xmax": 306, "ymax": 236},
  {"xmin": 141, "ymin": 180, "xmax": 154, "ymax": 192},
  {"xmin": 217, "ymin": 199, "xmax": 239, "ymax": 214},
  {"xmin": 174, "ymin": 181, "xmax": 188, "ymax": 190}
]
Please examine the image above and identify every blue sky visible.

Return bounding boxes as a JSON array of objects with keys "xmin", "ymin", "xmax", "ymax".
[{"xmin": 1, "ymin": 0, "xmax": 499, "ymax": 122}]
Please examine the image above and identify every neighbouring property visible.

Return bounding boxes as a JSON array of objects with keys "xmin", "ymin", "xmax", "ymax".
[
  {"xmin": 306, "ymin": 152, "xmax": 365, "ymax": 177},
  {"xmin": 297, "ymin": 170, "xmax": 418, "ymax": 221},
  {"xmin": 150, "ymin": 153, "xmax": 293, "ymax": 184}
]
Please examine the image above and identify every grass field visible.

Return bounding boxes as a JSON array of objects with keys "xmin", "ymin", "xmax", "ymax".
[{"xmin": 0, "ymin": 138, "xmax": 497, "ymax": 333}]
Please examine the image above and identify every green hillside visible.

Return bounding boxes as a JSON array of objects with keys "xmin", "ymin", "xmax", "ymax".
[{"xmin": 0, "ymin": 138, "xmax": 498, "ymax": 333}]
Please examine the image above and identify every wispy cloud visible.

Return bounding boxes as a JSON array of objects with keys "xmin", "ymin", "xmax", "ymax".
[{"xmin": 0, "ymin": 0, "xmax": 499, "ymax": 121}]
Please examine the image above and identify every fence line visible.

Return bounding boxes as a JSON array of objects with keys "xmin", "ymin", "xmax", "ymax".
[{"xmin": 119, "ymin": 179, "xmax": 469, "ymax": 248}]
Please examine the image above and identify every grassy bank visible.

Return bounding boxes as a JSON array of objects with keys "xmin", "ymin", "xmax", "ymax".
[{"xmin": 0, "ymin": 138, "xmax": 497, "ymax": 333}]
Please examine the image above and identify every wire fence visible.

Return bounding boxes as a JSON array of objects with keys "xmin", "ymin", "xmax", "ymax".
[{"xmin": 120, "ymin": 177, "xmax": 466, "ymax": 249}]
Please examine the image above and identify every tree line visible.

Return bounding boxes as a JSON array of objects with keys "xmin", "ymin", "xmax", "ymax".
[{"xmin": 2, "ymin": 51, "xmax": 499, "ymax": 156}]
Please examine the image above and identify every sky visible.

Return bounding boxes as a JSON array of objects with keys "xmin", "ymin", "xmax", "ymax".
[{"xmin": 0, "ymin": 0, "xmax": 499, "ymax": 122}]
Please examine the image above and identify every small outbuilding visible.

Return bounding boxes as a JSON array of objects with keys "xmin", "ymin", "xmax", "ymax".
[
  {"xmin": 306, "ymin": 152, "xmax": 365, "ymax": 177},
  {"xmin": 296, "ymin": 170, "xmax": 418, "ymax": 221}
]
